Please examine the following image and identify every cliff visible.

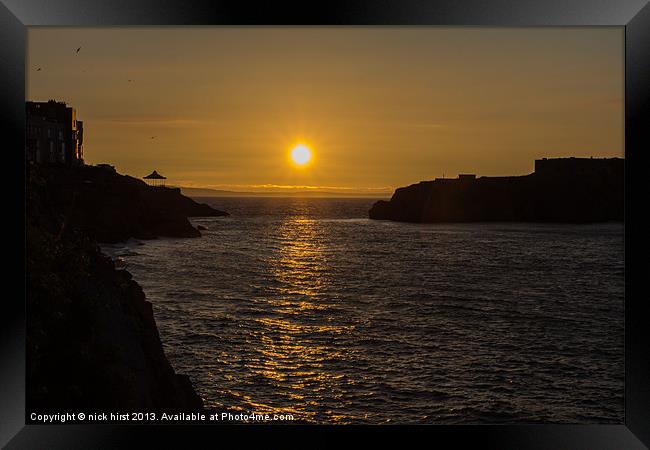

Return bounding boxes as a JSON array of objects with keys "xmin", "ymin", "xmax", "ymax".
[
  {"xmin": 33, "ymin": 164, "xmax": 228, "ymax": 243},
  {"xmin": 26, "ymin": 164, "xmax": 215, "ymax": 413},
  {"xmin": 370, "ymin": 158, "xmax": 623, "ymax": 223}
]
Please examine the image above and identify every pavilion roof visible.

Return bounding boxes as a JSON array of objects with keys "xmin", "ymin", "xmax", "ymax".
[{"xmin": 143, "ymin": 170, "xmax": 166, "ymax": 179}]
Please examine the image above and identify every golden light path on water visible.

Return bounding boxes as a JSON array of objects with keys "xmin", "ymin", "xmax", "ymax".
[{"xmin": 243, "ymin": 217, "xmax": 354, "ymax": 421}]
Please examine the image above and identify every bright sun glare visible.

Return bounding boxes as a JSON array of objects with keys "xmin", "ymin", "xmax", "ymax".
[{"xmin": 290, "ymin": 144, "xmax": 312, "ymax": 166}]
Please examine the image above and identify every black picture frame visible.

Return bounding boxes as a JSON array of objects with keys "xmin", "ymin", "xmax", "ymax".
[{"xmin": 2, "ymin": 1, "xmax": 649, "ymax": 448}]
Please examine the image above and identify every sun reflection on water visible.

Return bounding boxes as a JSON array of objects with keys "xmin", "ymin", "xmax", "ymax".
[{"xmin": 241, "ymin": 216, "xmax": 355, "ymax": 422}]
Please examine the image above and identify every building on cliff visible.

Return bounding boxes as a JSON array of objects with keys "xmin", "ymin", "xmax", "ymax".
[
  {"xmin": 534, "ymin": 157, "xmax": 623, "ymax": 178},
  {"xmin": 26, "ymin": 100, "xmax": 84, "ymax": 165},
  {"xmin": 431, "ymin": 173, "xmax": 478, "ymax": 186},
  {"xmin": 458, "ymin": 174, "xmax": 476, "ymax": 183},
  {"xmin": 143, "ymin": 170, "xmax": 167, "ymax": 187}
]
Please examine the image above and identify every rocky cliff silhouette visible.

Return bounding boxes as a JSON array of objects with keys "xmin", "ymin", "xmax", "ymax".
[
  {"xmin": 33, "ymin": 164, "xmax": 228, "ymax": 243},
  {"xmin": 26, "ymin": 164, "xmax": 228, "ymax": 414},
  {"xmin": 369, "ymin": 158, "xmax": 623, "ymax": 223}
]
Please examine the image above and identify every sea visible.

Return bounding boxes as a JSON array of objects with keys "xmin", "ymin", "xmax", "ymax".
[{"xmin": 101, "ymin": 197, "xmax": 624, "ymax": 424}]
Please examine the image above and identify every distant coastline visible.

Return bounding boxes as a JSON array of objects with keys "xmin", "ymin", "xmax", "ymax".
[{"xmin": 179, "ymin": 186, "xmax": 391, "ymax": 199}]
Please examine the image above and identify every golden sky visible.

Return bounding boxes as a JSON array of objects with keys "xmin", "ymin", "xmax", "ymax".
[{"xmin": 27, "ymin": 27, "xmax": 623, "ymax": 194}]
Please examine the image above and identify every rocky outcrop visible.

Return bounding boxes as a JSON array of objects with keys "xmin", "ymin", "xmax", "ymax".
[
  {"xmin": 33, "ymin": 164, "xmax": 228, "ymax": 243},
  {"xmin": 370, "ymin": 158, "xmax": 623, "ymax": 223},
  {"xmin": 27, "ymin": 164, "xmax": 206, "ymax": 413}
]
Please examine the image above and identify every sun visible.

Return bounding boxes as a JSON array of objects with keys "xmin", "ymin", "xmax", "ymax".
[{"xmin": 290, "ymin": 144, "xmax": 312, "ymax": 167}]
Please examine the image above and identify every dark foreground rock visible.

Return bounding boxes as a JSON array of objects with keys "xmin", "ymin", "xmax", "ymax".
[
  {"xmin": 32, "ymin": 164, "xmax": 228, "ymax": 243},
  {"xmin": 27, "ymin": 164, "xmax": 205, "ymax": 413},
  {"xmin": 370, "ymin": 157, "xmax": 623, "ymax": 223}
]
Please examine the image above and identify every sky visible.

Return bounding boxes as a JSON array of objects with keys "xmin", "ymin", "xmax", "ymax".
[{"xmin": 27, "ymin": 27, "xmax": 623, "ymax": 194}]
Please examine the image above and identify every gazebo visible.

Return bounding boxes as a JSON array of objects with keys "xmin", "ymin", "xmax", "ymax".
[{"xmin": 143, "ymin": 170, "xmax": 166, "ymax": 187}]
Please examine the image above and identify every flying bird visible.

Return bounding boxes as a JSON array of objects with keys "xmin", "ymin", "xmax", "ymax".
[
  {"xmin": 36, "ymin": 67, "xmax": 41, "ymax": 71},
  {"xmin": 128, "ymin": 79, "xmax": 133, "ymax": 82},
  {"xmin": 75, "ymin": 46, "xmax": 81, "ymax": 53},
  {"xmin": 150, "ymin": 136, "xmax": 156, "ymax": 139}
]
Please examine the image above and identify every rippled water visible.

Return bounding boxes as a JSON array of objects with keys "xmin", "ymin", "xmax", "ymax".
[{"xmin": 102, "ymin": 197, "xmax": 624, "ymax": 424}]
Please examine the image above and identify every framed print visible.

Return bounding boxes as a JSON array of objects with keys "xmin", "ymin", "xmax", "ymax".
[{"xmin": 1, "ymin": 0, "xmax": 649, "ymax": 448}]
